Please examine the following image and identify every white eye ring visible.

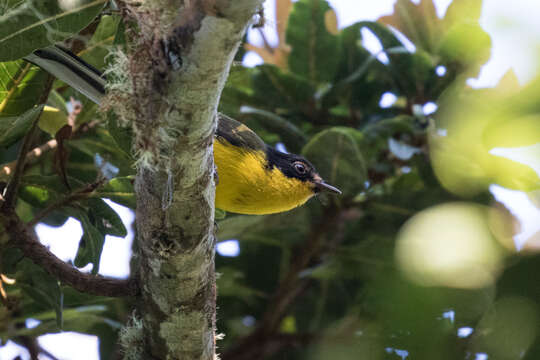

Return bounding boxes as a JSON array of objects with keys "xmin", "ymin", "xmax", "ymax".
[{"xmin": 294, "ymin": 162, "xmax": 307, "ymax": 175}]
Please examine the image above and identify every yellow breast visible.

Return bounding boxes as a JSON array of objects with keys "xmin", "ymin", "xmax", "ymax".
[{"xmin": 214, "ymin": 139, "xmax": 315, "ymax": 215}]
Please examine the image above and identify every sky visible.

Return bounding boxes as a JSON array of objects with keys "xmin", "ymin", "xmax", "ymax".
[{"xmin": 2, "ymin": 0, "xmax": 540, "ymax": 359}]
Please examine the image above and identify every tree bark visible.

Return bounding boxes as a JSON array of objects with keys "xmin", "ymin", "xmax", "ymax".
[{"xmin": 120, "ymin": 1, "xmax": 263, "ymax": 359}]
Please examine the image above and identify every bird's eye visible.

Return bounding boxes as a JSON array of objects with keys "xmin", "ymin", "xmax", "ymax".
[{"xmin": 293, "ymin": 162, "xmax": 307, "ymax": 175}]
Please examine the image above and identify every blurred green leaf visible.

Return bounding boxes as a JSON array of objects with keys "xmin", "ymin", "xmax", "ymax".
[
  {"xmin": 87, "ymin": 198, "xmax": 127, "ymax": 237},
  {"xmin": 0, "ymin": 104, "xmax": 43, "ymax": 147},
  {"xmin": 473, "ymin": 297, "xmax": 539, "ymax": 359},
  {"xmin": 215, "ymin": 208, "xmax": 227, "ymax": 220},
  {"xmin": 378, "ymin": 0, "xmax": 441, "ymax": 52},
  {"xmin": 38, "ymin": 105, "xmax": 67, "ymax": 136},
  {"xmin": 239, "ymin": 106, "xmax": 306, "ymax": 152},
  {"xmin": 80, "ymin": 14, "xmax": 120, "ymax": 69},
  {"xmin": 356, "ymin": 21, "xmax": 431, "ymax": 98},
  {"xmin": 96, "ymin": 176, "xmax": 136, "ymax": 209},
  {"xmin": 0, "ymin": 61, "xmax": 49, "ymax": 116},
  {"xmin": 0, "ymin": 0, "xmax": 107, "ymax": 61},
  {"xmin": 286, "ymin": 0, "xmax": 341, "ymax": 83},
  {"xmin": 483, "ymin": 114, "xmax": 540, "ymax": 148},
  {"xmin": 438, "ymin": 23, "xmax": 491, "ymax": 70},
  {"xmin": 47, "ymin": 89, "xmax": 70, "ymax": 114},
  {"xmin": 2, "ymin": 304, "xmax": 118, "ymax": 339},
  {"xmin": 16, "ymin": 259, "xmax": 64, "ymax": 328},
  {"xmin": 357, "ymin": 21, "xmax": 403, "ymax": 50},
  {"xmin": 443, "ymin": 0, "xmax": 483, "ymax": 25},
  {"xmin": 252, "ymin": 64, "xmax": 315, "ymax": 111},
  {"xmin": 217, "ymin": 215, "xmax": 266, "ymax": 240},
  {"xmin": 74, "ymin": 211, "xmax": 106, "ymax": 274},
  {"xmin": 217, "ymin": 267, "xmax": 264, "ymax": 305},
  {"xmin": 68, "ymin": 127, "xmax": 134, "ymax": 178},
  {"xmin": 302, "ymin": 127, "xmax": 367, "ymax": 196},
  {"xmin": 19, "ymin": 174, "xmax": 77, "ymax": 207}
]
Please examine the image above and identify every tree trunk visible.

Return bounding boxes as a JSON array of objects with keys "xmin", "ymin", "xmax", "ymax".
[{"xmin": 117, "ymin": 1, "xmax": 263, "ymax": 358}]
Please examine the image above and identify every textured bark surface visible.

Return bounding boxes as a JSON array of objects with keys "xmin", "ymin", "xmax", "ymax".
[{"xmin": 126, "ymin": 1, "xmax": 263, "ymax": 359}]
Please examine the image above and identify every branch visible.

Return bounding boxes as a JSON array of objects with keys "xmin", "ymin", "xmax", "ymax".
[
  {"xmin": 17, "ymin": 336, "xmax": 40, "ymax": 360},
  {"xmin": 16, "ymin": 335, "xmax": 61, "ymax": 360},
  {"xmin": 1, "ymin": 76, "xmax": 54, "ymax": 209},
  {"xmin": 1, "ymin": 207, "xmax": 138, "ymax": 297}
]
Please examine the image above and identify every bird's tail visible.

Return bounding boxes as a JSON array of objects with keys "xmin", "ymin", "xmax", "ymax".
[{"xmin": 24, "ymin": 45, "xmax": 106, "ymax": 105}]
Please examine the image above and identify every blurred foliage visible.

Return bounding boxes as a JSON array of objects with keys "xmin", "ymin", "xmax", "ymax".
[{"xmin": 0, "ymin": 0, "xmax": 540, "ymax": 359}]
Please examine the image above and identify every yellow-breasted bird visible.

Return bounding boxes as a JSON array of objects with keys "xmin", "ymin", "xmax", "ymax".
[{"xmin": 25, "ymin": 46, "xmax": 341, "ymax": 215}]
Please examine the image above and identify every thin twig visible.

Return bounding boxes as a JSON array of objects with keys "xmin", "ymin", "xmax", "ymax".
[
  {"xmin": 38, "ymin": 345, "xmax": 61, "ymax": 360},
  {"xmin": 17, "ymin": 336, "xmax": 40, "ymax": 360},
  {"xmin": 27, "ymin": 178, "xmax": 105, "ymax": 227},
  {"xmin": 2, "ymin": 76, "xmax": 54, "ymax": 209}
]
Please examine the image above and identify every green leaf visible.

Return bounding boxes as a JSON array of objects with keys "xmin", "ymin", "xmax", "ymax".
[
  {"xmin": 378, "ymin": 0, "xmax": 440, "ymax": 52},
  {"xmin": 215, "ymin": 208, "xmax": 227, "ymax": 220},
  {"xmin": 239, "ymin": 106, "xmax": 306, "ymax": 153},
  {"xmin": 0, "ymin": 61, "xmax": 49, "ymax": 116},
  {"xmin": 217, "ymin": 215, "xmax": 266, "ymax": 240},
  {"xmin": 217, "ymin": 267, "xmax": 264, "ymax": 304},
  {"xmin": 0, "ymin": 104, "xmax": 43, "ymax": 147},
  {"xmin": 74, "ymin": 212, "xmax": 106, "ymax": 274},
  {"xmin": 438, "ymin": 22, "xmax": 492, "ymax": 70},
  {"xmin": 68, "ymin": 127, "xmax": 135, "ymax": 178},
  {"xmin": 16, "ymin": 258, "xmax": 64, "ymax": 328},
  {"xmin": 19, "ymin": 174, "xmax": 66, "ymax": 207},
  {"xmin": 286, "ymin": 0, "xmax": 341, "ymax": 83},
  {"xmin": 362, "ymin": 115, "xmax": 416, "ymax": 140},
  {"xmin": 320, "ymin": 22, "xmax": 392, "ymax": 114},
  {"xmin": 357, "ymin": 21, "xmax": 434, "ymax": 98},
  {"xmin": 2, "ymin": 304, "xmax": 117, "ymax": 339},
  {"xmin": 38, "ymin": 105, "xmax": 67, "ymax": 136},
  {"xmin": 0, "ymin": 0, "xmax": 107, "ymax": 61},
  {"xmin": 357, "ymin": 21, "xmax": 403, "ymax": 50},
  {"xmin": 443, "ymin": 0, "xmax": 483, "ymax": 28},
  {"xmin": 252, "ymin": 64, "xmax": 315, "ymax": 111},
  {"xmin": 302, "ymin": 127, "xmax": 367, "ymax": 196},
  {"xmin": 47, "ymin": 89, "xmax": 70, "ymax": 114},
  {"xmin": 80, "ymin": 14, "xmax": 121, "ymax": 70},
  {"xmin": 334, "ymin": 22, "xmax": 378, "ymax": 83},
  {"xmin": 87, "ymin": 198, "xmax": 127, "ymax": 237},
  {"xmin": 96, "ymin": 176, "xmax": 136, "ymax": 209}
]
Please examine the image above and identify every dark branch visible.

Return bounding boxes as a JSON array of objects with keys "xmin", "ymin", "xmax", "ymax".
[
  {"xmin": 16, "ymin": 336, "xmax": 61, "ymax": 360},
  {"xmin": 2, "ymin": 208, "xmax": 138, "ymax": 297}
]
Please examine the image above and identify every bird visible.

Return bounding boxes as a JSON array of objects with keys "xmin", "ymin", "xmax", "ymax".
[{"xmin": 24, "ymin": 45, "xmax": 341, "ymax": 215}]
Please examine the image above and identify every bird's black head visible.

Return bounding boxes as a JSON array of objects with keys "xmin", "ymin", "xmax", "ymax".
[{"xmin": 265, "ymin": 147, "xmax": 341, "ymax": 194}]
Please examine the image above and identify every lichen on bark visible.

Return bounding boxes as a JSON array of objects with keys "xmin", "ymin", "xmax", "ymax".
[{"xmin": 116, "ymin": 1, "xmax": 264, "ymax": 359}]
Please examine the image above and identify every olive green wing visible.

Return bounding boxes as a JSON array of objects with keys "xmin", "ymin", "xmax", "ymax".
[{"xmin": 216, "ymin": 113, "xmax": 266, "ymax": 152}]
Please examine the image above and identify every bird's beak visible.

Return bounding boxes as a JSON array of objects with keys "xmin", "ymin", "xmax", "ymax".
[{"xmin": 314, "ymin": 180, "xmax": 342, "ymax": 194}]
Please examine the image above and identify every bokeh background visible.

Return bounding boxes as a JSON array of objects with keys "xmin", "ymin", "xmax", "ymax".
[{"xmin": 1, "ymin": 0, "xmax": 540, "ymax": 359}]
